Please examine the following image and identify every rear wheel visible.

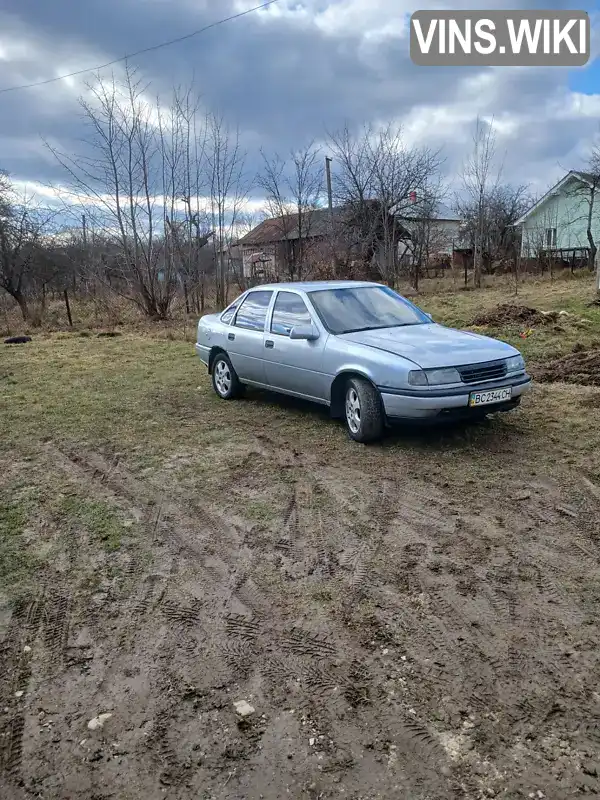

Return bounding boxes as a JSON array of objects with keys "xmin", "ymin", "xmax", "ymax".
[
  {"xmin": 211, "ymin": 353, "xmax": 243, "ymax": 400},
  {"xmin": 344, "ymin": 377, "xmax": 385, "ymax": 443}
]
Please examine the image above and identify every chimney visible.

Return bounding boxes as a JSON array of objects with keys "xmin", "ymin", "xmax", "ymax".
[{"xmin": 409, "ymin": 191, "xmax": 417, "ymax": 203}]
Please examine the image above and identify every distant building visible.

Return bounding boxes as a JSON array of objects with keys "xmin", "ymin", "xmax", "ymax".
[
  {"xmin": 515, "ymin": 170, "xmax": 600, "ymax": 265},
  {"xmin": 397, "ymin": 193, "xmax": 463, "ymax": 261},
  {"xmin": 237, "ymin": 208, "xmax": 339, "ymax": 279},
  {"xmin": 237, "ymin": 204, "xmax": 411, "ymax": 281}
]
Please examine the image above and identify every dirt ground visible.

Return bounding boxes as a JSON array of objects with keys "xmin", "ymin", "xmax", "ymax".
[
  {"xmin": 536, "ymin": 349, "xmax": 600, "ymax": 387},
  {"xmin": 2, "ymin": 277, "xmax": 600, "ymax": 799},
  {"xmin": 470, "ymin": 304, "xmax": 558, "ymax": 328},
  {"xmin": 3, "ymin": 417, "xmax": 600, "ymax": 799}
]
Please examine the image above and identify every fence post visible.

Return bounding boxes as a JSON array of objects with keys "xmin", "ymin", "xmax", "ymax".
[{"xmin": 64, "ymin": 289, "xmax": 73, "ymax": 328}]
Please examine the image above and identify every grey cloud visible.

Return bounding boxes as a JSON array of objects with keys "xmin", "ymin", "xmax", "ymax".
[{"xmin": 0, "ymin": 0, "xmax": 597, "ymax": 199}]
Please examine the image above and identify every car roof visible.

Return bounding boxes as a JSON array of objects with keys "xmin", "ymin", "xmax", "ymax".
[{"xmin": 249, "ymin": 280, "xmax": 381, "ymax": 293}]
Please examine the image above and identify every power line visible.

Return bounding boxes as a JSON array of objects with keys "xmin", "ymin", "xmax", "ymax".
[{"xmin": 0, "ymin": 0, "xmax": 280, "ymax": 96}]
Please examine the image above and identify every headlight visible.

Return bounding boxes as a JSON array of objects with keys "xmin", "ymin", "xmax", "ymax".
[
  {"xmin": 506, "ymin": 355, "xmax": 525, "ymax": 373},
  {"xmin": 408, "ymin": 368, "xmax": 461, "ymax": 386},
  {"xmin": 426, "ymin": 368, "xmax": 461, "ymax": 385},
  {"xmin": 408, "ymin": 370, "xmax": 428, "ymax": 386}
]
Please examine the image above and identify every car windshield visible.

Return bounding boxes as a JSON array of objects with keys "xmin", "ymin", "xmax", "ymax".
[{"xmin": 308, "ymin": 286, "xmax": 429, "ymax": 335}]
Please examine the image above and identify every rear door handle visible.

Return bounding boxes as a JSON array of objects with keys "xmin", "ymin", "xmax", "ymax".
[
  {"xmin": 228, "ymin": 332, "xmax": 235, "ymax": 341},
  {"xmin": 265, "ymin": 340, "xmax": 274, "ymax": 349}
]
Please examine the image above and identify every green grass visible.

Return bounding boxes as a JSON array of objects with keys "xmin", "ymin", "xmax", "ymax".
[
  {"xmin": 54, "ymin": 495, "xmax": 126, "ymax": 552},
  {"xmin": 242, "ymin": 499, "xmax": 281, "ymax": 524},
  {"xmin": 0, "ymin": 498, "xmax": 39, "ymax": 588},
  {"xmin": 0, "ymin": 335, "xmax": 199, "ymax": 451}
]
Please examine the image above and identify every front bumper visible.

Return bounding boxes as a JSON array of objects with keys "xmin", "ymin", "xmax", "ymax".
[{"xmin": 379, "ymin": 375, "xmax": 532, "ymax": 420}]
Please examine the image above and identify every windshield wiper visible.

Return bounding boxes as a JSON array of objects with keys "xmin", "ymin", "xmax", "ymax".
[
  {"xmin": 339, "ymin": 323, "xmax": 421, "ymax": 334},
  {"xmin": 338, "ymin": 325, "xmax": 381, "ymax": 334}
]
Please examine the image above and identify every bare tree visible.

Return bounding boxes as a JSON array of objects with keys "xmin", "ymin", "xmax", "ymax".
[
  {"xmin": 327, "ymin": 123, "xmax": 442, "ymax": 284},
  {"xmin": 236, "ymin": 210, "xmax": 258, "ymax": 240},
  {"xmin": 206, "ymin": 113, "xmax": 249, "ymax": 307},
  {"xmin": 397, "ymin": 180, "xmax": 450, "ymax": 290},
  {"xmin": 486, "ymin": 184, "xmax": 532, "ymax": 263},
  {"xmin": 457, "ymin": 117, "xmax": 501, "ymax": 288},
  {"xmin": 458, "ymin": 181, "xmax": 531, "ymax": 275},
  {"xmin": 256, "ymin": 142, "xmax": 323, "ymax": 281},
  {"xmin": 161, "ymin": 88, "xmax": 215, "ymax": 314},
  {"xmin": 590, "ymin": 144, "xmax": 600, "ymax": 290},
  {"xmin": 564, "ymin": 144, "xmax": 600, "ymax": 291},
  {"xmin": 0, "ymin": 172, "xmax": 57, "ymax": 324},
  {"xmin": 48, "ymin": 66, "xmax": 187, "ymax": 319}
]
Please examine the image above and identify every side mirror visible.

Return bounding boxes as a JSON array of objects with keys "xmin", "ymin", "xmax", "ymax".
[{"xmin": 290, "ymin": 324, "xmax": 319, "ymax": 341}]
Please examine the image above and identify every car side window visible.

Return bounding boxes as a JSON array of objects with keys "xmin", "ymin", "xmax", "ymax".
[
  {"xmin": 234, "ymin": 290, "xmax": 273, "ymax": 331},
  {"xmin": 220, "ymin": 300, "xmax": 241, "ymax": 325},
  {"xmin": 271, "ymin": 291, "xmax": 313, "ymax": 336}
]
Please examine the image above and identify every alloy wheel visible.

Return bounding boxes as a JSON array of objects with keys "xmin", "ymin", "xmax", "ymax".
[{"xmin": 345, "ymin": 387, "xmax": 361, "ymax": 434}]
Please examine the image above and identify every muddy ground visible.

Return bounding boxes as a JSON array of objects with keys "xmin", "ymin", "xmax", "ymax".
[
  {"xmin": 536, "ymin": 349, "xmax": 600, "ymax": 387},
  {"xmin": 470, "ymin": 304, "xmax": 559, "ymax": 328},
  {"xmin": 2, "ymin": 428, "xmax": 600, "ymax": 799}
]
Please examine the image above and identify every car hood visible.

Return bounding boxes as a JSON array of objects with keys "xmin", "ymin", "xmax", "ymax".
[{"xmin": 337, "ymin": 323, "xmax": 517, "ymax": 369}]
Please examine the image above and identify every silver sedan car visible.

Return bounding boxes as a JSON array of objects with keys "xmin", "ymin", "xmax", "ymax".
[{"xmin": 195, "ymin": 281, "xmax": 531, "ymax": 443}]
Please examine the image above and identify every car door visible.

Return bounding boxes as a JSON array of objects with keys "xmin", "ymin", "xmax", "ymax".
[
  {"xmin": 263, "ymin": 290, "xmax": 329, "ymax": 400},
  {"xmin": 228, "ymin": 290, "xmax": 273, "ymax": 384}
]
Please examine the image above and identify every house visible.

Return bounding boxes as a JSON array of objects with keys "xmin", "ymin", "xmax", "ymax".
[
  {"xmin": 514, "ymin": 170, "xmax": 600, "ymax": 266},
  {"xmin": 237, "ymin": 204, "xmax": 411, "ymax": 281},
  {"xmin": 236, "ymin": 210, "xmax": 328, "ymax": 280},
  {"xmin": 398, "ymin": 193, "xmax": 463, "ymax": 261}
]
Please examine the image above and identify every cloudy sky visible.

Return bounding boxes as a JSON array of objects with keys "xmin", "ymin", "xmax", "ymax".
[{"xmin": 0, "ymin": 0, "xmax": 599, "ymax": 207}]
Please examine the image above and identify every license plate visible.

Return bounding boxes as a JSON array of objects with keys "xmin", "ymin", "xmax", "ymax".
[{"xmin": 469, "ymin": 387, "xmax": 512, "ymax": 407}]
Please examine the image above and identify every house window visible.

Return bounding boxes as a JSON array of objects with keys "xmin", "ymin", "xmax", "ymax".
[{"xmin": 546, "ymin": 228, "xmax": 557, "ymax": 248}]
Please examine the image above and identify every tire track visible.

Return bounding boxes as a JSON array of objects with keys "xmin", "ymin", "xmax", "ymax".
[
  {"xmin": 221, "ymin": 640, "xmax": 258, "ymax": 680},
  {"xmin": 0, "ymin": 714, "xmax": 25, "ymax": 783},
  {"xmin": 340, "ymin": 543, "xmax": 377, "ymax": 596},
  {"xmin": 303, "ymin": 662, "xmax": 341, "ymax": 700},
  {"xmin": 275, "ymin": 491, "xmax": 298, "ymax": 555},
  {"xmin": 146, "ymin": 708, "xmax": 191, "ymax": 789},
  {"xmin": 281, "ymin": 627, "xmax": 337, "ymax": 660},
  {"xmin": 225, "ymin": 613, "xmax": 261, "ymax": 641},
  {"xmin": 343, "ymin": 659, "xmax": 373, "ymax": 708},
  {"xmin": 49, "ymin": 444, "xmax": 247, "ymax": 612},
  {"xmin": 0, "ymin": 593, "xmax": 43, "ymax": 784},
  {"xmin": 161, "ymin": 598, "xmax": 201, "ymax": 627},
  {"xmin": 42, "ymin": 589, "xmax": 71, "ymax": 673}
]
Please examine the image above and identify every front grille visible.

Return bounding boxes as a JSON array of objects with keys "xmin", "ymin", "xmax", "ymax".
[{"xmin": 458, "ymin": 360, "xmax": 507, "ymax": 384}]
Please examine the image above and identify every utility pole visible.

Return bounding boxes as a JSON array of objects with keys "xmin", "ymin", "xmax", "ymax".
[{"xmin": 325, "ymin": 156, "xmax": 335, "ymax": 277}]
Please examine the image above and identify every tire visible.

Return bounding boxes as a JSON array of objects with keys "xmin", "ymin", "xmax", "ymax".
[
  {"xmin": 344, "ymin": 377, "xmax": 385, "ymax": 443},
  {"xmin": 211, "ymin": 352, "xmax": 243, "ymax": 400}
]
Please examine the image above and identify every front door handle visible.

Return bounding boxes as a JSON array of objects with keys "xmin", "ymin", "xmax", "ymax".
[
  {"xmin": 228, "ymin": 332, "xmax": 235, "ymax": 341},
  {"xmin": 265, "ymin": 340, "xmax": 274, "ymax": 349}
]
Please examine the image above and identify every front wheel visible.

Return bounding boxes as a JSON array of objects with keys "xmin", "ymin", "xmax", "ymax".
[
  {"xmin": 211, "ymin": 353, "xmax": 243, "ymax": 400},
  {"xmin": 344, "ymin": 377, "xmax": 385, "ymax": 443}
]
